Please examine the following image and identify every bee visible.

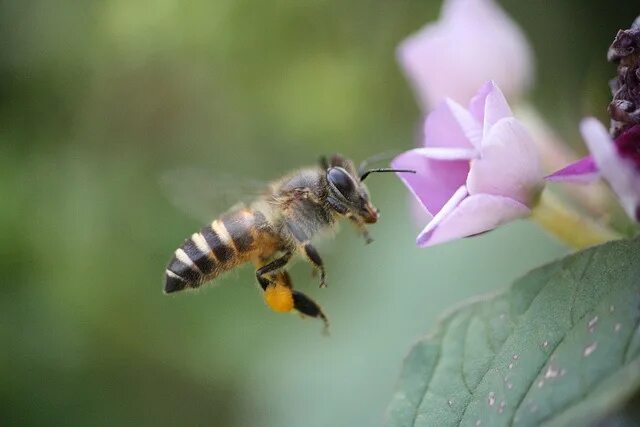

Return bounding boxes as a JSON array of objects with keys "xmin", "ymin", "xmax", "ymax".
[{"xmin": 164, "ymin": 154, "xmax": 414, "ymax": 331}]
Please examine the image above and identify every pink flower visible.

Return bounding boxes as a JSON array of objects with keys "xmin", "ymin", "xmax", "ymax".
[
  {"xmin": 398, "ymin": 0, "xmax": 533, "ymax": 110},
  {"xmin": 392, "ymin": 81, "xmax": 544, "ymax": 247},
  {"xmin": 548, "ymin": 119, "xmax": 640, "ymax": 221}
]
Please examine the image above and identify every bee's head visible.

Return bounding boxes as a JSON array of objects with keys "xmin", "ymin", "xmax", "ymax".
[{"xmin": 322, "ymin": 154, "xmax": 414, "ymax": 224}]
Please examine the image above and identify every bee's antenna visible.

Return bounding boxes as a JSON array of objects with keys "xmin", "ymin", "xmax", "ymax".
[
  {"xmin": 360, "ymin": 168, "xmax": 416, "ymax": 182},
  {"xmin": 357, "ymin": 151, "xmax": 400, "ymax": 176}
]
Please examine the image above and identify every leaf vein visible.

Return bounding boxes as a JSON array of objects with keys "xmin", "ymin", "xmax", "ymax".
[
  {"xmin": 623, "ymin": 309, "xmax": 640, "ymax": 363},
  {"xmin": 460, "ymin": 311, "xmax": 475, "ymax": 397},
  {"xmin": 456, "ymin": 274, "xmax": 551, "ymax": 425},
  {"xmin": 411, "ymin": 339, "xmax": 443, "ymax": 427}
]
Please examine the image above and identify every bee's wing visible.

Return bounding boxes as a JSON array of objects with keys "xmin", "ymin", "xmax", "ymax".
[{"xmin": 160, "ymin": 167, "xmax": 270, "ymax": 224}]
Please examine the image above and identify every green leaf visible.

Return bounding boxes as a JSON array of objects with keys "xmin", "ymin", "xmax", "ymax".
[{"xmin": 386, "ymin": 238, "xmax": 640, "ymax": 427}]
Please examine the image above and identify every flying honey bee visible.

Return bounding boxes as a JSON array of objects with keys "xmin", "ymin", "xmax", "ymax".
[{"xmin": 164, "ymin": 154, "xmax": 414, "ymax": 331}]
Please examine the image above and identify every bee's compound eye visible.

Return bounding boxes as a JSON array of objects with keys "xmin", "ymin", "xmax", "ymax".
[{"xmin": 327, "ymin": 167, "xmax": 355, "ymax": 198}]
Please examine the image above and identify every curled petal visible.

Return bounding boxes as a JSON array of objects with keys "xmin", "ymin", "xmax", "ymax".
[
  {"xmin": 392, "ymin": 150, "xmax": 470, "ymax": 217},
  {"xmin": 417, "ymin": 185, "xmax": 468, "ymax": 244},
  {"xmin": 423, "ymin": 99, "xmax": 481, "ymax": 150},
  {"xmin": 466, "ymin": 117, "xmax": 543, "ymax": 205},
  {"xmin": 545, "ymin": 156, "xmax": 600, "ymax": 183},
  {"xmin": 581, "ymin": 118, "xmax": 640, "ymax": 221},
  {"xmin": 417, "ymin": 192, "xmax": 530, "ymax": 247},
  {"xmin": 443, "ymin": 99, "xmax": 484, "ymax": 148},
  {"xmin": 468, "ymin": 79, "xmax": 494, "ymax": 122},
  {"xmin": 468, "ymin": 80, "xmax": 513, "ymax": 137}
]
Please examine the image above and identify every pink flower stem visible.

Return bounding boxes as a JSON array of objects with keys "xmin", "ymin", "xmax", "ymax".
[{"xmin": 530, "ymin": 191, "xmax": 620, "ymax": 249}]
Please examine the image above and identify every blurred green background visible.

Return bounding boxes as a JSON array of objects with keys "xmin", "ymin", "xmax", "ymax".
[{"xmin": 1, "ymin": 1, "xmax": 637, "ymax": 426}]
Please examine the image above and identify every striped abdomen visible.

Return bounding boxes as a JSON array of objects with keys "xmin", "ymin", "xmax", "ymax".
[{"xmin": 164, "ymin": 208, "xmax": 273, "ymax": 293}]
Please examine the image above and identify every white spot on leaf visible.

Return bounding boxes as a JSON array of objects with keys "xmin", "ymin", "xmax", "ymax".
[
  {"xmin": 588, "ymin": 315, "xmax": 599, "ymax": 333},
  {"xmin": 584, "ymin": 342, "xmax": 598, "ymax": 357},
  {"xmin": 488, "ymin": 392, "xmax": 496, "ymax": 406},
  {"xmin": 544, "ymin": 364, "xmax": 559, "ymax": 379}
]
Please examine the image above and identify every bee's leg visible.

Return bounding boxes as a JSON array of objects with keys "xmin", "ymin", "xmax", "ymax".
[
  {"xmin": 255, "ymin": 252, "xmax": 292, "ymax": 290},
  {"xmin": 358, "ymin": 226, "xmax": 374, "ymax": 245},
  {"xmin": 262, "ymin": 270, "xmax": 295, "ymax": 313},
  {"xmin": 285, "ymin": 219, "xmax": 327, "ymax": 288},
  {"xmin": 327, "ymin": 196, "xmax": 373, "ymax": 244},
  {"xmin": 347, "ymin": 214, "xmax": 374, "ymax": 244},
  {"xmin": 260, "ymin": 270, "xmax": 329, "ymax": 333},
  {"xmin": 301, "ymin": 243, "xmax": 326, "ymax": 288},
  {"xmin": 292, "ymin": 289, "xmax": 329, "ymax": 334}
]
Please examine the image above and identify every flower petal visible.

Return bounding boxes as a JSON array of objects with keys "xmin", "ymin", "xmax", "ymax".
[
  {"xmin": 413, "ymin": 147, "xmax": 478, "ymax": 160},
  {"xmin": 417, "ymin": 185, "xmax": 468, "ymax": 244},
  {"xmin": 468, "ymin": 80, "xmax": 513, "ymax": 137},
  {"xmin": 392, "ymin": 149, "xmax": 470, "ymax": 217},
  {"xmin": 398, "ymin": 0, "xmax": 533, "ymax": 110},
  {"xmin": 468, "ymin": 80, "xmax": 493, "ymax": 122},
  {"xmin": 466, "ymin": 117, "xmax": 543, "ymax": 205},
  {"xmin": 397, "ymin": 24, "xmax": 449, "ymax": 110},
  {"xmin": 581, "ymin": 118, "xmax": 640, "ymax": 221},
  {"xmin": 417, "ymin": 193, "xmax": 531, "ymax": 247},
  {"xmin": 545, "ymin": 155, "xmax": 600, "ymax": 183},
  {"xmin": 615, "ymin": 125, "xmax": 640, "ymax": 167},
  {"xmin": 423, "ymin": 99, "xmax": 481, "ymax": 150},
  {"xmin": 444, "ymin": 99, "xmax": 484, "ymax": 148}
]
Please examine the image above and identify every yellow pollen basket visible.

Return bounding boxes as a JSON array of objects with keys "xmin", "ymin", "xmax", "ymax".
[{"xmin": 264, "ymin": 281, "xmax": 294, "ymax": 313}]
